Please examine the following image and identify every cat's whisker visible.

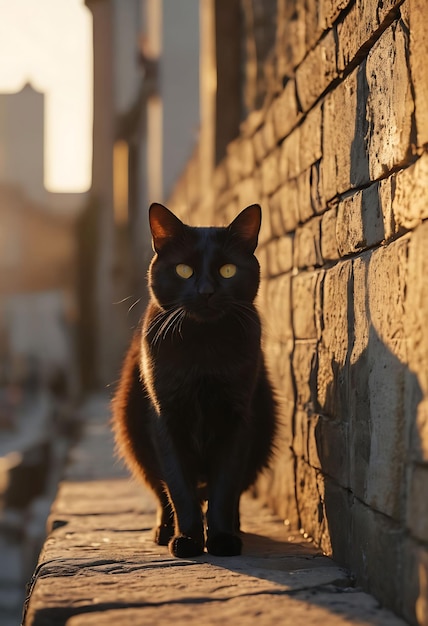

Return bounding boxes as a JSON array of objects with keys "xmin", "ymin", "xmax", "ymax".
[
  {"xmin": 128, "ymin": 298, "xmax": 142, "ymax": 314},
  {"xmin": 113, "ymin": 295, "xmax": 136, "ymax": 305}
]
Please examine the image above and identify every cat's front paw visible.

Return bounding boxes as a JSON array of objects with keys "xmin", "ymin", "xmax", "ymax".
[
  {"xmin": 169, "ymin": 534, "xmax": 204, "ymax": 558},
  {"xmin": 154, "ymin": 524, "xmax": 175, "ymax": 546},
  {"xmin": 206, "ymin": 532, "xmax": 242, "ymax": 556}
]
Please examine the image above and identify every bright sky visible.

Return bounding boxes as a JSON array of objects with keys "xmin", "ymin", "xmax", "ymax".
[{"xmin": 0, "ymin": 0, "xmax": 92, "ymax": 192}]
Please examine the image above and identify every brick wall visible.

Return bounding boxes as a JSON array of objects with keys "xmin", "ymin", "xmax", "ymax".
[{"xmin": 168, "ymin": 1, "xmax": 428, "ymax": 623}]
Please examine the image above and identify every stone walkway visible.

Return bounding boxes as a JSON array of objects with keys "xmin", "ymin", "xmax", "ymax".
[{"xmin": 22, "ymin": 396, "xmax": 408, "ymax": 625}]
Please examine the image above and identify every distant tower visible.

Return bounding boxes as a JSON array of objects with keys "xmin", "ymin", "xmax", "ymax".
[{"xmin": 0, "ymin": 84, "xmax": 46, "ymax": 204}]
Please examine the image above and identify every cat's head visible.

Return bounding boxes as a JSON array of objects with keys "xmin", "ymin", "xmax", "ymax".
[{"xmin": 148, "ymin": 203, "xmax": 262, "ymax": 323}]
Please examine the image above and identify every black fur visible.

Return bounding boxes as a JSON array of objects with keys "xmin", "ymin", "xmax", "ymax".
[{"xmin": 112, "ymin": 203, "xmax": 277, "ymax": 558}]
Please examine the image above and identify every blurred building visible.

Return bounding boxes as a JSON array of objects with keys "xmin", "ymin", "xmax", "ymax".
[
  {"xmin": 0, "ymin": 85, "xmax": 83, "ymax": 415},
  {"xmin": 82, "ymin": 0, "xmax": 200, "ymax": 389}
]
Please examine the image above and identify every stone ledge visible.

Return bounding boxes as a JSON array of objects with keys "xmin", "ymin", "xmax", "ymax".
[{"xmin": 22, "ymin": 396, "xmax": 407, "ymax": 626}]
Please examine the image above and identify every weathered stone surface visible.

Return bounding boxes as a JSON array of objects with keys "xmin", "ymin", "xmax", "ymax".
[
  {"xmin": 336, "ymin": 184, "xmax": 384, "ymax": 256},
  {"xmin": 279, "ymin": 131, "xmax": 300, "ymax": 182},
  {"xmin": 296, "ymin": 168, "xmax": 314, "ymax": 223},
  {"xmin": 261, "ymin": 148, "xmax": 280, "ymax": 196},
  {"xmin": 409, "ymin": 0, "xmax": 428, "ymax": 147},
  {"xmin": 272, "ymin": 79, "xmax": 299, "ymax": 141},
  {"xmin": 292, "ymin": 340, "xmax": 318, "ymax": 409},
  {"xmin": 322, "ymin": 66, "xmax": 369, "ymax": 201},
  {"xmin": 405, "ymin": 221, "xmax": 428, "ymax": 463},
  {"xmin": 349, "ymin": 242, "xmax": 409, "ymax": 520},
  {"xmin": 309, "ymin": 416, "xmax": 349, "ymax": 487},
  {"xmin": 296, "ymin": 29, "xmax": 337, "ymax": 113},
  {"xmin": 66, "ymin": 589, "xmax": 406, "ymax": 626},
  {"xmin": 293, "ymin": 217, "xmax": 323, "ymax": 269},
  {"xmin": 349, "ymin": 497, "xmax": 406, "ymax": 617},
  {"xmin": 321, "ymin": 206, "xmax": 339, "ymax": 261},
  {"xmin": 392, "ymin": 153, "xmax": 428, "ymax": 230},
  {"xmin": 266, "ymin": 236, "xmax": 293, "ymax": 276},
  {"xmin": 300, "ymin": 105, "xmax": 323, "ymax": 174},
  {"xmin": 337, "ymin": 0, "xmax": 403, "ymax": 71},
  {"xmin": 319, "ymin": 0, "xmax": 352, "ymax": 30},
  {"xmin": 292, "ymin": 270, "xmax": 320, "ymax": 339},
  {"xmin": 366, "ymin": 21, "xmax": 414, "ymax": 180},
  {"xmin": 262, "ymin": 106, "xmax": 277, "ymax": 156},
  {"xmin": 264, "ymin": 274, "xmax": 293, "ymax": 344},
  {"xmin": 272, "ymin": 181, "xmax": 299, "ymax": 233},
  {"xmin": 310, "ymin": 160, "xmax": 326, "ymax": 214},
  {"xmin": 316, "ymin": 261, "xmax": 352, "ymax": 419},
  {"xmin": 276, "ymin": 0, "xmax": 306, "ymax": 79}
]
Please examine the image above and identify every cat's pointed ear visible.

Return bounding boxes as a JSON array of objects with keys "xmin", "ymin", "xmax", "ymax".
[
  {"xmin": 228, "ymin": 204, "xmax": 261, "ymax": 252},
  {"xmin": 149, "ymin": 203, "xmax": 185, "ymax": 252}
]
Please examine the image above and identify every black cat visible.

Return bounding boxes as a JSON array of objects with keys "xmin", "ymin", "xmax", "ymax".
[{"xmin": 112, "ymin": 203, "xmax": 277, "ymax": 558}]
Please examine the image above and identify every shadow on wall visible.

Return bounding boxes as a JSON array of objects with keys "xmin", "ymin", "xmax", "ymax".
[
  {"xmin": 315, "ymin": 52, "xmax": 427, "ymax": 623},
  {"xmin": 316, "ymin": 223, "xmax": 425, "ymax": 624}
]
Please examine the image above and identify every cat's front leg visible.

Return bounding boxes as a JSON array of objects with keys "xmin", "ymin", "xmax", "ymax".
[
  {"xmin": 205, "ymin": 435, "xmax": 249, "ymax": 556},
  {"xmin": 155, "ymin": 420, "xmax": 205, "ymax": 557}
]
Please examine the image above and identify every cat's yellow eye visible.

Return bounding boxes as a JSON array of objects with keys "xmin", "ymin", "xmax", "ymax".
[
  {"xmin": 219, "ymin": 264, "xmax": 237, "ymax": 279},
  {"xmin": 176, "ymin": 264, "xmax": 194, "ymax": 279}
]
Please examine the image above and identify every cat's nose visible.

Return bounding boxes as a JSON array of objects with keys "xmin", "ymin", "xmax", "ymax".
[{"xmin": 198, "ymin": 280, "xmax": 215, "ymax": 298}]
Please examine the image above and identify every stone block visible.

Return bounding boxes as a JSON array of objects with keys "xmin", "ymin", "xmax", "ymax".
[
  {"xmin": 260, "ymin": 399, "xmax": 298, "ymax": 525},
  {"xmin": 349, "ymin": 497, "xmax": 405, "ymax": 616},
  {"xmin": 292, "ymin": 340, "xmax": 318, "ymax": 410},
  {"xmin": 319, "ymin": 0, "xmax": 352, "ymax": 30},
  {"xmin": 309, "ymin": 416, "xmax": 349, "ymax": 488},
  {"xmin": 279, "ymin": 131, "xmax": 300, "ymax": 182},
  {"xmin": 294, "ymin": 408, "xmax": 310, "ymax": 460},
  {"xmin": 293, "ymin": 217, "xmax": 323, "ymax": 269},
  {"xmin": 321, "ymin": 477, "xmax": 352, "ymax": 560},
  {"xmin": 262, "ymin": 106, "xmax": 277, "ymax": 155},
  {"xmin": 304, "ymin": 0, "xmax": 325, "ymax": 51},
  {"xmin": 295, "ymin": 458, "xmax": 325, "ymax": 544},
  {"xmin": 299, "ymin": 105, "xmax": 323, "ymax": 176},
  {"xmin": 269, "ymin": 199, "xmax": 285, "ymax": 239},
  {"xmin": 264, "ymin": 274, "xmax": 293, "ymax": 344},
  {"xmin": 272, "ymin": 79, "xmax": 299, "ymax": 142},
  {"xmin": 335, "ymin": 183, "xmax": 385, "ymax": 256},
  {"xmin": 296, "ymin": 29, "xmax": 337, "ymax": 113},
  {"xmin": 310, "ymin": 160, "xmax": 326, "ymax": 215},
  {"xmin": 292, "ymin": 270, "xmax": 319, "ymax": 339},
  {"xmin": 269, "ymin": 238, "xmax": 292, "ymax": 278},
  {"xmin": 322, "ymin": 65, "xmax": 369, "ymax": 201},
  {"xmin": 392, "ymin": 153, "xmax": 428, "ymax": 230},
  {"xmin": 366, "ymin": 22, "xmax": 414, "ymax": 180},
  {"xmin": 406, "ymin": 464, "xmax": 428, "ymax": 543},
  {"xmin": 321, "ymin": 206, "xmax": 339, "ymax": 261},
  {"xmin": 409, "ymin": 0, "xmax": 428, "ymax": 147},
  {"xmin": 296, "ymin": 168, "xmax": 314, "ymax": 223},
  {"xmin": 273, "ymin": 181, "xmax": 300, "ymax": 233},
  {"xmin": 316, "ymin": 261, "xmax": 352, "ymax": 419},
  {"xmin": 261, "ymin": 148, "xmax": 280, "ymax": 196},
  {"xmin": 253, "ymin": 127, "xmax": 267, "ymax": 164},
  {"xmin": 405, "ymin": 221, "xmax": 428, "ymax": 462},
  {"xmin": 377, "ymin": 175, "xmax": 396, "ymax": 241},
  {"xmin": 239, "ymin": 137, "xmax": 255, "ymax": 178},
  {"xmin": 337, "ymin": 0, "xmax": 403, "ymax": 71},
  {"xmin": 276, "ymin": 0, "xmax": 307, "ymax": 79},
  {"xmin": 349, "ymin": 243, "xmax": 410, "ymax": 520},
  {"xmin": 265, "ymin": 240, "xmax": 280, "ymax": 277}
]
